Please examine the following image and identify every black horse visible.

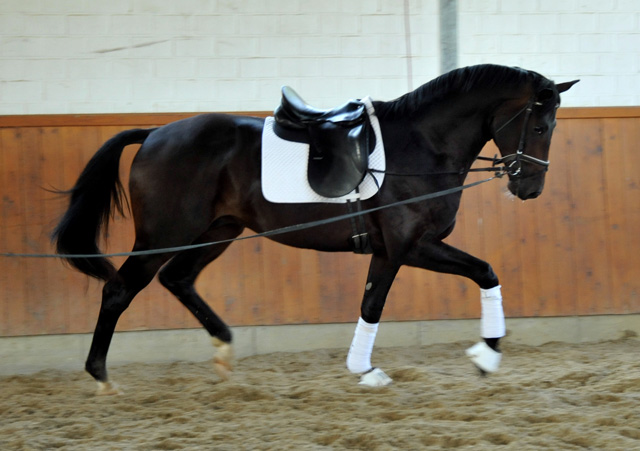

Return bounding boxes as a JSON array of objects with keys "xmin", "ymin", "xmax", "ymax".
[{"xmin": 54, "ymin": 65, "xmax": 577, "ymax": 393}]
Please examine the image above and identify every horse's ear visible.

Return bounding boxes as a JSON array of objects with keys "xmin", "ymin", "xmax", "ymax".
[{"xmin": 556, "ymin": 80, "xmax": 580, "ymax": 93}]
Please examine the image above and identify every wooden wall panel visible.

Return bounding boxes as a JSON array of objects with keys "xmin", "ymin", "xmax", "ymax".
[
  {"xmin": 0, "ymin": 108, "xmax": 638, "ymax": 337},
  {"xmin": 601, "ymin": 118, "xmax": 640, "ymax": 314},
  {"xmin": 1, "ymin": 128, "xmax": 25, "ymax": 336}
]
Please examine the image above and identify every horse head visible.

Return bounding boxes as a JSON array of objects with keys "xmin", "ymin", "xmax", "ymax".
[{"xmin": 491, "ymin": 78, "xmax": 579, "ymax": 200}]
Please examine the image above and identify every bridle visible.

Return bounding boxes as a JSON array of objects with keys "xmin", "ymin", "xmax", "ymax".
[{"xmin": 484, "ymin": 99, "xmax": 551, "ymax": 178}]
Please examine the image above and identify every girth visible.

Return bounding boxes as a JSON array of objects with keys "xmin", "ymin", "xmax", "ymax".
[{"xmin": 273, "ymin": 86, "xmax": 376, "ymax": 198}]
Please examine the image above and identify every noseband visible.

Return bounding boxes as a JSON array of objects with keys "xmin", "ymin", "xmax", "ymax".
[{"xmin": 492, "ymin": 100, "xmax": 550, "ymax": 177}]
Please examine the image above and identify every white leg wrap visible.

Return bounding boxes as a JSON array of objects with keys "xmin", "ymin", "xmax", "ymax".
[
  {"xmin": 466, "ymin": 285, "xmax": 505, "ymax": 373},
  {"xmin": 480, "ymin": 285, "xmax": 505, "ymax": 338},
  {"xmin": 346, "ymin": 317, "xmax": 379, "ymax": 374}
]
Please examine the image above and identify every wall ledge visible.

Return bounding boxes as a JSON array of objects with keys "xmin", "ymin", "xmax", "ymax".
[
  {"xmin": 1, "ymin": 106, "xmax": 639, "ymax": 128},
  {"xmin": 1, "ymin": 315, "xmax": 637, "ymax": 376}
]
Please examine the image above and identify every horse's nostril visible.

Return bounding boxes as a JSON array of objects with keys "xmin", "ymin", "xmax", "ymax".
[{"xmin": 524, "ymin": 190, "xmax": 542, "ymax": 200}]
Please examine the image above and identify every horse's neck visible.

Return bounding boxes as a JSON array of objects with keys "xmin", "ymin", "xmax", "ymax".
[{"xmin": 378, "ymin": 99, "xmax": 493, "ymax": 172}]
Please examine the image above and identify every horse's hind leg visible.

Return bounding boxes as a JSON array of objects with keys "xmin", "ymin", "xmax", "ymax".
[
  {"xmin": 158, "ymin": 217, "xmax": 244, "ymax": 380},
  {"xmin": 86, "ymin": 254, "xmax": 169, "ymax": 395}
]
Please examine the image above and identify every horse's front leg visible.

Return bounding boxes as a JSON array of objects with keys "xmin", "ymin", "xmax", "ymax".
[
  {"xmin": 403, "ymin": 239, "xmax": 505, "ymax": 373},
  {"xmin": 347, "ymin": 254, "xmax": 399, "ymax": 386}
]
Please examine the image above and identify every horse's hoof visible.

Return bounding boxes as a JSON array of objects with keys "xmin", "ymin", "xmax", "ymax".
[
  {"xmin": 213, "ymin": 359, "xmax": 232, "ymax": 381},
  {"xmin": 359, "ymin": 368, "xmax": 392, "ymax": 387},
  {"xmin": 96, "ymin": 381, "xmax": 123, "ymax": 396},
  {"xmin": 212, "ymin": 338, "xmax": 233, "ymax": 381},
  {"xmin": 465, "ymin": 342, "xmax": 502, "ymax": 374}
]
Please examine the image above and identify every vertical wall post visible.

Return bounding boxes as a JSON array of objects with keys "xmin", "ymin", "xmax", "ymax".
[
  {"xmin": 439, "ymin": 0, "xmax": 458, "ymax": 73},
  {"xmin": 403, "ymin": 0, "xmax": 414, "ymax": 91}
]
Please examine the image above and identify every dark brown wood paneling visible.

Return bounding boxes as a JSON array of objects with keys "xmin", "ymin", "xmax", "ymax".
[{"xmin": 0, "ymin": 108, "xmax": 638, "ymax": 337}]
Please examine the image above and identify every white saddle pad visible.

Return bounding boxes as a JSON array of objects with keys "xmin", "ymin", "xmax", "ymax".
[{"xmin": 261, "ymin": 96, "xmax": 385, "ymax": 204}]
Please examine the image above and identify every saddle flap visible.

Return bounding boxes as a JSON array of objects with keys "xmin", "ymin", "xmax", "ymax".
[{"xmin": 307, "ymin": 120, "xmax": 373, "ymax": 198}]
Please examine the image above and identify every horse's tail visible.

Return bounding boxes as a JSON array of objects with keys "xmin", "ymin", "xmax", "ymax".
[{"xmin": 52, "ymin": 128, "xmax": 155, "ymax": 281}]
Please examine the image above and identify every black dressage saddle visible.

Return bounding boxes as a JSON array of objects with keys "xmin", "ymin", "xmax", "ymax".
[{"xmin": 273, "ymin": 86, "xmax": 376, "ymax": 198}]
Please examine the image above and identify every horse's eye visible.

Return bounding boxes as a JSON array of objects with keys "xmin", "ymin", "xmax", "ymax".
[{"xmin": 534, "ymin": 126, "xmax": 544, "ymax": 135}]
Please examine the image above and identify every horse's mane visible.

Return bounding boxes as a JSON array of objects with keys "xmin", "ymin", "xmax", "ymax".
[{"xmin": 378, "ymin": 64, "xmax": 550, "ymax": 118}]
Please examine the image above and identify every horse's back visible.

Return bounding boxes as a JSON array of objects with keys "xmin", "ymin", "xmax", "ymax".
[
  {"xmin": 138, "ymin": 113, "xmax": 263, "ymax": 159},
  {"xmin": 131, "ymin": 113, "xmax": 264, "ymax": 180}
]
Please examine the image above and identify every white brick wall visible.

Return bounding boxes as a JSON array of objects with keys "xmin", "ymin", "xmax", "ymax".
[
  {"xmin": 0, "ymin": 0, "xmax": 637, "ymax": 114},
  {"xmin": 0, "ymin": 0, "xmax": 435, "ymax": 114},
  {"xmin": 459, "ymin": 0, "xmax": 640, "ymax": 106}
]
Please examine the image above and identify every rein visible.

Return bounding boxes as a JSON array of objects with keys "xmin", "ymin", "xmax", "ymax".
[
  {"xmin": 0, "ymin": 176, "xmax": 498, "ymax": 260},
  {"xmin": 369, "ymin": 161, "xmax": 506, "ymax": 178}
]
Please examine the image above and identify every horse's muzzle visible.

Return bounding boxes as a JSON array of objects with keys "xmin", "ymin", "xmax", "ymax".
[{"xmin": 508, "ymin": 172, "xmax": 546, "ymax": 200}]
